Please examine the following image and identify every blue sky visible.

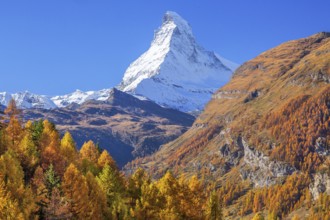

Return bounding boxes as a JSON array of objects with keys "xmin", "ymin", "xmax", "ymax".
[{"xmin": 0, "ymin": 0, "xmax": 329, "ymax": 96}]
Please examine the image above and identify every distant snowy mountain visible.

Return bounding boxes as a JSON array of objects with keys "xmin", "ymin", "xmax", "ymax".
[
  {"xmin": 118, "ymin": 11, "xmax": 239, "ymax": 112},
  {"xmin": 51, "ymin": 89, "xmax": 111, "ymax": 108},
  {"xmin": 0, "ymin": 92, "xmax": 12, "ymax": 107},
  {"xmin": 0, "ymin": 91, "xmax": 56, "ymax": 109},
  {"xmin": 0, "ymin": 89, "xmax": 113, "ymax": 109}
]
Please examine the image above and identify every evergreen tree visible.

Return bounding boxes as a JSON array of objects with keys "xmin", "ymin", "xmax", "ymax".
[
  {"xmin": 96, "ymin": 164, "xmax": 125, "ymax": 218},
  {"xmin": 45, "ymin": 164, "xmax": 60, "ymax": 194}
]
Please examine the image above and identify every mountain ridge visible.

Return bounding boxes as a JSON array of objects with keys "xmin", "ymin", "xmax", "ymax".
[
  {"xmin": 118, "ymin": 11, "xmax": 238, "ymax": 112},
  {"xmin": 23, "ymin": 88, "xmax": 195, "ymax": 167}
]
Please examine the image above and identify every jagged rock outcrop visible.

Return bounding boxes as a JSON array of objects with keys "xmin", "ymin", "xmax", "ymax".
[
  {"xmin": 240, "ymin": 138, "xmax": 295, "ymax": 187},
  {"xmin": 310, "ymin": 173, "xmax": 330, "ymax": 200}
]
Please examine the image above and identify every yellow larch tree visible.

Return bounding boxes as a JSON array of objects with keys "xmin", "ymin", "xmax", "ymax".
[
  {"xmin": 62, "ymin": 163, "xmax": 89, "ymax": 219},
  {"xmin": 80, "ymin": 140, "xmax": 100, "ymax": 163},
  {"xmin": 85, "ymin": 171, "xmax": 107, "ymax": 219},
  {"xmin": 0, "ymin": 180, "xmax": 24, "ymax": 220},
  {"xmin": 4, "ymin": 99, "xmax": 23, "ymax": 147},
  {"xmin": 60, "ymin": 131, "xmax": 77, "ymax": 163},
  {"xmin": 98, "ymin": 149, "xmax": 116, "ymax": 170}
]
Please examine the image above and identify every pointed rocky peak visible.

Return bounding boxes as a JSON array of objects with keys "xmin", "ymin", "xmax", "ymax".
[
  {"xmin": 118, "ymin": 11, "xmax": 238, "ymax": 112},
  {"xmin": 107, "ymin": 88, "xmax": 147, "ymax": 107},
  {"xmin": 108, "ymin": 88, "xmax": 132, "ymax": 101},
  {"xmin": 152, "ymin": 11, "xmax": 194, "ymax": 49},
  {"xmin": 163, "ymin": 11, "xmax": 186, "ymax": 24},
  {"xmin": 161, "ymin": 11, "xmax": 193, "ymax": 36}
]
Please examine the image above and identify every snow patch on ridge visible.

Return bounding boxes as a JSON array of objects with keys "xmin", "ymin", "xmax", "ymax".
[{"xmin": 51, "ymin": 89, "xmax": 111, "ymax": 108}]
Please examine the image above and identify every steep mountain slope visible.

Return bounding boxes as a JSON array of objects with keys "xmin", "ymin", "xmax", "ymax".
[
  {"xmin": 118, "ymin": 11, "xmax": 238, "ymax": 112},
  {"xmin": 0, "ymin": 104, "xmax": 5, "ymax": 113},
  {"xmin": 23, "ymin": 88, "xmax": 194, "ymax": 167},
  {"xmin": 0, "ymin": 91, "xmax": 56, "ymax": 109},
  {"xmin": 126, "ymin": 32, "xmax": 330, "ymax": 217}
]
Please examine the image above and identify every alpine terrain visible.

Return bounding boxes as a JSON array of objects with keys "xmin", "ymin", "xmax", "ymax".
[
  {"xmin": 1, "ymin": 12, "xmax": 237, "ymax": 113},
  {"xmin": 1, "ymin": 9, "xmax": 329, "ymax": 220},
  {"xmin": 23, "ymin": 88, "xmax": 194, "ymax": 167},
  {"xmin": 118, "ymin": 11, "xmax": 238, "ymax": 112},
  {"xmin": 126, "ymin": 32, "xmax": 330, "ymax": 219}
]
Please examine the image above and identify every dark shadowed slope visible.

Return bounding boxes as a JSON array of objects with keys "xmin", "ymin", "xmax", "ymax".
[{"xmin": 23, "ymin": 88, "xmax": 195, "ymax": 167}]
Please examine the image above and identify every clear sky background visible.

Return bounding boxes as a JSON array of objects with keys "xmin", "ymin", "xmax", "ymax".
[{"xmin": 0, "ymin": 0, "xmax": 329, "ymax": 96}]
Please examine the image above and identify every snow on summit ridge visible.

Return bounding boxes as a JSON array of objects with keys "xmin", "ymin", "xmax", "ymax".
[
  {"xmin": 118, "ymin": 11, "xmax": 239, "ymax": 112},
  {"xmin": 0, "ymin": 91, "xmax": 56, "ymax": 109}
]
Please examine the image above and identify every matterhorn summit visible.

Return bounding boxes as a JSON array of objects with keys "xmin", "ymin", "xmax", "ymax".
[{"xmin": 118, "ymin": 11, "xmax": 238, "ymax": 112}]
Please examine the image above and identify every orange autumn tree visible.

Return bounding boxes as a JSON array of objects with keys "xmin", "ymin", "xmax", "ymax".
[
  {"xmin": 60, "ymin": 131, "xmax": 77, "ymax": 164},
  {"xmin": 4, "ymin": 99, "xmax": 23, "ymax": 148},
  {"xmin": 62, "ymin": 163, "xmax": 89, "ymax": 219}
]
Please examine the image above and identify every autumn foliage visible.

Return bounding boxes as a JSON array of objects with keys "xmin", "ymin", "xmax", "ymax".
[{"xmin": 0, "ymin": 100, "xmax": 221, "ymax": 219}]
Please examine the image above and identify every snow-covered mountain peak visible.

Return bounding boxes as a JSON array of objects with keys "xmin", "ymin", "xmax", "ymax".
[
  {"xmin": 51, "ymin": 89, "xmax": 111, "ymax": 108},
  {"xmin": 161, "ymin": 11, "xmax": 192, "ymax": 36},
  {"xmin": 152, "ymin": 11, "xmax": 194, "ymax": 51},
  {"xmin": 0, "ymin": 91, "xmax": 56, "ymax": 109},
  {"xmin": 118, "ymin": 11, "xmax": 239, "ymax": 112}
]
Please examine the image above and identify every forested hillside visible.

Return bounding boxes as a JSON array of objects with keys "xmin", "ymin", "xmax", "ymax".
[
  {"xmin": 126, "ymin": 32, "xmax": 330, "ymax": 219},
  {"xmin": 0, "ymin": 100, "xmax": 223, "ymax": 219}
]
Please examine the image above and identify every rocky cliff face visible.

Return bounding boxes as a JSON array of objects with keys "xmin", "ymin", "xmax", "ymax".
[
  {"xmin": 310, "ymin": 173, "xmax": 330, "ymax": 200},
  {"xmin": 240, "ymin": 138, "xmax": 295, "ymax": 187}
]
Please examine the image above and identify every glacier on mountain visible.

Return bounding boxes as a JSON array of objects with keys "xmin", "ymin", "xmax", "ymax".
[{"xmin": 118, "ymin": 11, "xmax": 239, "ymax": 112}]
